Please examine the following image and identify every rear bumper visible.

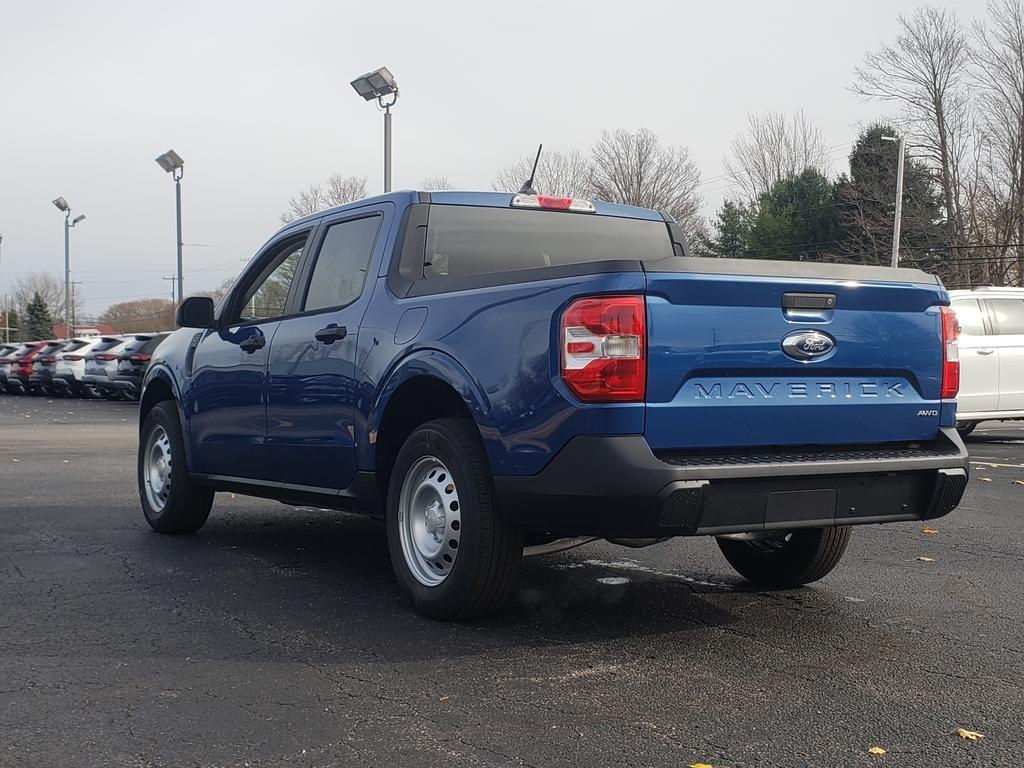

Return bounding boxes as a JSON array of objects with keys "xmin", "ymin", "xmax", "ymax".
[
  {"xmin": 82, "ymin": 374, "xmax": 115, "ymax": 391},
  {"xmin": 494, "ymin": 429, "xmax": 970, "ymax": 537}
]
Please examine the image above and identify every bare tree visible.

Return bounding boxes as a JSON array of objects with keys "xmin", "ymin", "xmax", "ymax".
[
  {"xmin": 12, "ymin": 271, "xmax": 80, "ymax": 328},
  {"xmin": 99, "ymin": 298, "xmax": 176, "ymax": 333},
  {"xmin": 420, "ymin": 177, "xmax": 454, "ymax": 191},
  {"xmin": 491, "ymin": 149, "xmax": 594, "ymax": 197},
  {"xmin": 724, "ymin": 111, "xmax": 831, "ymax": 200},
  {"xmin": 280, "ymin": 174, "xmax": 367, "ymax": 223},
  {"xmin": 589, "ymin": 128, "xmax": 704, "ymax": 237},
  {"xmin": 854, "ymin": 6, "xmax": 973, "ymax": 281},
  {"xmin": 971, "ymin": 0, "xmax": 1024, "ymax": 285}
]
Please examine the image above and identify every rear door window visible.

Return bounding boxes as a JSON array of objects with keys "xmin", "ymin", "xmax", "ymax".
[
  {"xmin": 988, "ymin": 299, "xmax": 1024, "ymax": 335},
  {"xmin": 419, "ymin": 206, "xmax": 673, "ymax": 279},
  {"xmin": 951, "ymin": 299, "xmax": 987, "ymax": 336}
]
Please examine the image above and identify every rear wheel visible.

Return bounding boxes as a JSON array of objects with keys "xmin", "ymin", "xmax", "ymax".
[
  {"xmin": 138, "ymin": 401, "xmax": 213, "ymax": 534},
  {"xmin": 955, "ymin": 420, "xmax": 977, "ymax": 438},
  {"xmin": 717, "ymin": 527, "xmax": 851, "ymax": 587},
  {"xmin": 386, "ymin": 418, "xmax": 522, "ymax": 620}
]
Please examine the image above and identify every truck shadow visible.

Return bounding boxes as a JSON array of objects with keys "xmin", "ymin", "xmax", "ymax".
[{"xmin": 133, "ymin": 503, "xmax": 853, "ymax": 659}]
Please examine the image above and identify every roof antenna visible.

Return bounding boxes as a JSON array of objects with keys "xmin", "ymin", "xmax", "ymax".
[{"xmin": 519, "ymin": 144, "xmax": 543, "ymax": 195}]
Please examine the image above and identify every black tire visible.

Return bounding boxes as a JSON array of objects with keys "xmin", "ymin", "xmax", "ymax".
[
  {"xmin": 717, "ymin": 527, "xmax": 851, "ymax": 588},
  {"xmin": 138, "ymin": 401, "xmax": 214, "ymax": 534},
  {"xmin": 386, "ymin": 418, "xmax": 522, "ymax": 620},
  {"xmin": 956, "ymin": 421, "xmax": 977, "ymax": 438}
]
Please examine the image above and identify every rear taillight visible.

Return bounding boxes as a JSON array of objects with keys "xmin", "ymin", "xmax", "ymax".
[
  {"xmin": 129, "ymin": 353, "xmax": 152, "ymax": 363},
  {"xmin": 62, "ymin": 355, "xmax": 83, "ymax": 361},
  {"xmin": 40, "ymin": 356, "xmax": 56, "ymax": 364},
  {"xmin": 96, "ymin": 353, "xmax": 119, "ymax": 362},
  {"xmin": 560, "ymin": 295, "xmax": 646, "ymax": 402},
  {"xmin": 940, "ymin": 305, "xmax": 960, "ymax": 399}
]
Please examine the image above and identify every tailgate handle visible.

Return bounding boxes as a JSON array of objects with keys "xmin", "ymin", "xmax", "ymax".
[{"xmin": 782, "ymin": 292, "xmax": 836, "ymax": 310}]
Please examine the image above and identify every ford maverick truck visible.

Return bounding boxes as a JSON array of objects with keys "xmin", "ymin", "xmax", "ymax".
[{"xmin": 138, "ymin": 190, "xmax": 969, "ymax": 618}]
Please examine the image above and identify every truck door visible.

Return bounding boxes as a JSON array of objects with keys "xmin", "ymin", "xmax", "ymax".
[
  {"xmin": 188, "ymin": 231, "xmax": 311, "ymax": 479},
  {"xmin": 265, "ymin": 205, "xmax": 390, "ymax": 490}
]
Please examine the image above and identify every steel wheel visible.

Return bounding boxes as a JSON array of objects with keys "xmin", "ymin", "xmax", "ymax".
[
  {"xmin": 397, "ymin": 455, "xmax": 462, "ymax": 587},
  {"xmin": 144, "ymin": 425, "xmax": 173, "ymax": 513}
]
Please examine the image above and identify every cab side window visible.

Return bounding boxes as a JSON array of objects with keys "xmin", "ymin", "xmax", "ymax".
[
  {"xmin": 231, "ymin": 239, "xmax": 306, "ymax": 324},
  {"xmin": 303, "ymin": 216, "xmax": 381, "ymax": 312},
  {"xmin": 989, "ymin": 299, "xmax": 1024, "ymax": 335}
]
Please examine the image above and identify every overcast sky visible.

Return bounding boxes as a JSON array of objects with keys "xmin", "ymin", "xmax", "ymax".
[{"xmin": 0, "ymin": 0, "xmax": 984, "ymax": 316}]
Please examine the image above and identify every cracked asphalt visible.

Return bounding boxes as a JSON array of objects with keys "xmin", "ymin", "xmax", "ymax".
[{"xmin": 1, "ymin": 396, "xmax": 1022, "ymax": 768}]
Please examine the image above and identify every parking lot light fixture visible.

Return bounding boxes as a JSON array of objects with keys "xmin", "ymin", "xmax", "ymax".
[
  {"xmin": 155, "ymin": 150, "xmax": 185, "ymax": 307},
  {"xmin": 54, "ymin": 196, "xmax": 84, "ymax": 337},
  {"xmin": 350, "ymin": 67, "xmax": 398, "ymax": 193}
]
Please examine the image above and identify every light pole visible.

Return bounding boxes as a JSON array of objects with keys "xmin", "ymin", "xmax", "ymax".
[
  {"xmin": 350, "ymin": 67, "xmax": 399, "ymax": 193},
  {"xmin": 52, "ymin": 197, "xmax": 85, "ymax": 336},
  {"xmin": 881, "ymin": 135, "xmax": 906, "ymax": 268},
  {"xmin": 155, "ymin": 150, "xmax": 185, "ymax": 304}
]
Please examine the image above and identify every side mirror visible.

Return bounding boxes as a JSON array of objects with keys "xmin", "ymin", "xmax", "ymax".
[{"xmin": 176, "ymin": 296, "xmax": 215, "ymax": 328}]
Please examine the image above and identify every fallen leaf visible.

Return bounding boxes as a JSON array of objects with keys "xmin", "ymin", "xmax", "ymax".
[
  {"xmin": 978, "ymin": 477, "xmax": 993, "ymax": 482},
  {"xmin": 439, "ymin": 695, "xmax": 449, "ymax": 702},
  {"xmin": 922, "ymin": 527, "xmax": 939, "ymax": 534},
  {"xmin": 1012, "ymin": 480, "xmax": 1024, "ymax": 485},
  {"xmin": 689, "ymin": 764, "xmax": 714, "ymax": 768},
  {"xmin": 11, "ymin": 458, "xmax": 19, "ymax": 463},
  {"xmin": 915, "ymin": 556, "xmax": 936, "ymax": 562},
  {"xmin": 868, "ymin": 746, "xmax": 887, "ymax": 755},
  {"xmin": 956, "ymin": 728, "xmax": 984, "ymax": 741}
]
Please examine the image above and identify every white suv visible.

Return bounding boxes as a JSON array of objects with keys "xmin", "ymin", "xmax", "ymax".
[{"xmin": 949, "ymin": 287, "xmax": 1024, "ymax": 436}]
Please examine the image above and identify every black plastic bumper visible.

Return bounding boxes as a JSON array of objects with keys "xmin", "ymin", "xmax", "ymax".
[{"xmin": 493, "ymin": 429, "xmax": 970, "ymax": 537}]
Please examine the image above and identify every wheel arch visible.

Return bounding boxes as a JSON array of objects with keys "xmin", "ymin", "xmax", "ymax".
[
  {"xmin": 140, "ymin": 365, "xmax": 195, "ymax": 470},
  {"xmin": 368, "ymin": 350, "xmax": 500, "ymax": 500}
]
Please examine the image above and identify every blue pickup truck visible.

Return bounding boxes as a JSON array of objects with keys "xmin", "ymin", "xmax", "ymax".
[{"xmin": 138, "ymin": 190, "xmax": 969, "ymax": 618}]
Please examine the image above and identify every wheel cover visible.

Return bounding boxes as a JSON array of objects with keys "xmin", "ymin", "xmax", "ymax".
[
  {"xmin": 144, "ymin": 425, "xmax": 173, "ymax": 513},
  {"xmin": 398, "ymin": 455, "xmax": 463, "ymax": 587}
]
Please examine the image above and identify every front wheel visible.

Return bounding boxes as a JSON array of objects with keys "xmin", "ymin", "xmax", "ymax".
[
  {"xmin": 138, "ymin": 401, "xmax": 214, "ymax": 534},
  {"xmin": 386, "ymin": 418, "xmax": 522, "ymax": 620},
  {"xmin": 717, "ymin": 527, "xmax": 851, "ymax": 588}
]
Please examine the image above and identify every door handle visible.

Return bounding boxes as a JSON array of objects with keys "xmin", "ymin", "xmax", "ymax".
[
  {"xmin": 315, "ymin": 324, "xmax": 348, "ymax": 344},
  {"xmin": 977, "ymin": 348, "xmax": 995, "ymax": 356},
  {"xmin": 239, "ymin": 334, "xmax": 265, "ymax": 353}
]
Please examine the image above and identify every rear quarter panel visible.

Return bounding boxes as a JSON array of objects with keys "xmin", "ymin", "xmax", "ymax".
[{"xmin": 358, "ymin": 271, "xmax": 647, "ymax": 476}]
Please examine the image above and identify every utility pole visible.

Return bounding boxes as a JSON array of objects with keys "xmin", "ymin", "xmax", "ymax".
[
  {"xmin": 881, "ymin": 135, "xmax": 906, "ymax": 268},
  {"xmin": 70, "ymin": 281, "xmax": 83, "ymax": 335},
  {"xmin": 162, "ymin": 275, "xmax": 176, "ymax": 305}
]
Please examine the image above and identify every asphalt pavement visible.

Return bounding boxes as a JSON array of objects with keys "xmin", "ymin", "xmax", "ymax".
[{"xmin": 1, "ymin": 396, "xmax": 1022, "ymax": 768}]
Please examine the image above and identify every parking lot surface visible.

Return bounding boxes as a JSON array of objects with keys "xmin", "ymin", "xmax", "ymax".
[{"xmin": 1, "ymin": 397, "xmax": 1022, "ymax": 767}]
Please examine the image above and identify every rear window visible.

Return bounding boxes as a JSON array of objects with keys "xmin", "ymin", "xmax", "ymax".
[
  {"xmin": 989, "ymin": 298, "xmax": 1024, "ymax": 335},
  {"xmin": 415, "ymin": 206, "xmax": 673, "ymax": 280}
]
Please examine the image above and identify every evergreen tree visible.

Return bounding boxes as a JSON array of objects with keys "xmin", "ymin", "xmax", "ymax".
[
  {"xmin": 835, "ymin": 123, "xmax": 945, "ymax": 273},
  {"xmin": 24, "ymin": 292, "xmax": 54, "ymax": 340},
  {"xmin": 701, "ymin": 200, "xmax": 753, "ymax": 258},
  {"xmin": 747, "ymin": 168, "xmax": 841, "ymax": 261}
]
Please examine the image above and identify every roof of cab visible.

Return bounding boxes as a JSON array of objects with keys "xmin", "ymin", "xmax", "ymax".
[{"xmin": 277, "ymin": 189, "xmax": 666, "ymax": 236}]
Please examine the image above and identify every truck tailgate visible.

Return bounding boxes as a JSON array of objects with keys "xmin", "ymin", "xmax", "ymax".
[{"xmin": 644, "ymin": 259, "xmax": 947, "ymax": 450}]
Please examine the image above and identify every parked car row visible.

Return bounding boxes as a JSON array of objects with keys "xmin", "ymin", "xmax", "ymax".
[{"xmin": 0, "ymin": 333, "xmax": 169, "ymax": 400}]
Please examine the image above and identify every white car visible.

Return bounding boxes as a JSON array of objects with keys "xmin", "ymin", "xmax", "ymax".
[
  {"xmin": 53, "ymin": 337, "xmax": 110, "ymax": 397},
  {"xmin": 949, "ymin": 287, "xmax": 1024, "ymax": 436}
]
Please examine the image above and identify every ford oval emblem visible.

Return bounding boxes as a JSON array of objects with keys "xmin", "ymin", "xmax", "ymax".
[{"xmin": 782, "ymin": 330, "xmax": 835, "ymax": 362}]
